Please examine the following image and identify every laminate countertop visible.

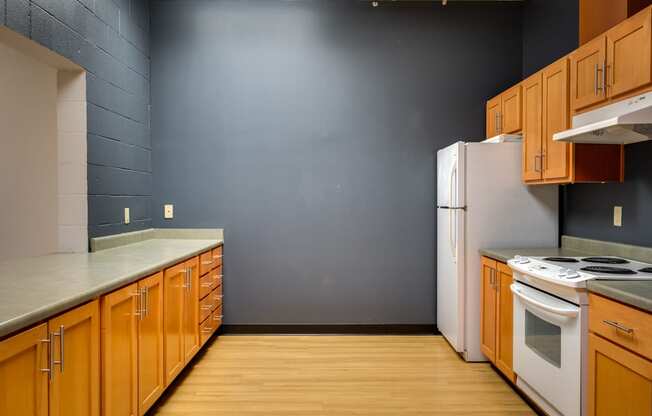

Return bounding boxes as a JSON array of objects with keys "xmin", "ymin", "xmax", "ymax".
[
  {"xmin": 479, "ymin": 247, "xmax": 589, "ymax": 264},
  {"xmin": 0, "ymin": 237, "xmax": 223, "ymax": 339},
  {"xmin": 587, "ymin": 280, "xmax": 652, "ymax": 314}
]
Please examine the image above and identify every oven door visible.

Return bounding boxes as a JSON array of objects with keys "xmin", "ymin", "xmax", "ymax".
[{"xmin": 512, "ymin": 281, "xmax": 581, "ymax": 416}]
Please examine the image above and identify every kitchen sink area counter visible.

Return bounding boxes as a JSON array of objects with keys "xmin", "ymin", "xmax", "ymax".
[{"xmin": 0, "ymin": 229, "xmax": 224, "ymax": 339}]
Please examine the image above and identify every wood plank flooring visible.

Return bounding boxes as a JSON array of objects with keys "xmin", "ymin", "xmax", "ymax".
[{"xmin": 150, "ymin": 335, "xmax": 535, "ymax": 415}]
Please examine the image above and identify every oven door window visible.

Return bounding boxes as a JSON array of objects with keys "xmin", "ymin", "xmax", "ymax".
[{"xmin": 524, "ymin": 309, "xmax": 562, "ymax": 368}]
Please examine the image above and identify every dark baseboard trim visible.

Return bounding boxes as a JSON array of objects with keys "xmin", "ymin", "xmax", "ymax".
[{"xmin": 222, "ymin": 324, "xmax": 439, "ymax": 335}]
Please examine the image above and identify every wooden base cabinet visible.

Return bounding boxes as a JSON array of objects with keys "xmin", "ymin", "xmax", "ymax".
[
  {"xmin": 0, "ymin": 323, "xmax": 49, "ymax": 416},
  {"xmin": 101, "ymin": 284, "xmax": 139, "ymax": 416},
  {"xmin": 163, "ymin": 257, "xmax": 200, "ymax": 387},
  {"xmin": 588, "ymin": 294, "xmax": 652, "ymax": 416},
  {"xmin": 0, "ymin": 301, "xmax": 100, "ymax": 416},
  {"xmin": 480, "ymin": 257, "xmax": 516, "ymax": 382}
]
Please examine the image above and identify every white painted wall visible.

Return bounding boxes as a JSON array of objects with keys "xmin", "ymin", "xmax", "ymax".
[
  {"xmin": 0, "ymin": 34, "xmax": 87, "ymax": 261},
  {"xmin": 0, "ymin": 41, "xmax": 59, "ymax": 261}
]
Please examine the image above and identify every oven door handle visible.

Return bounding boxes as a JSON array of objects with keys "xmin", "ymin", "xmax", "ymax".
[{"xmin": 510, "ymin": 284, "xmax": 579, "ymax": 318}]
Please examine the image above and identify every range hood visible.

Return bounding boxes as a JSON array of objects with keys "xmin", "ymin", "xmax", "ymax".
[{"xmin": 553, "ymin": 92, "xmax": 652, "ymax": 144}]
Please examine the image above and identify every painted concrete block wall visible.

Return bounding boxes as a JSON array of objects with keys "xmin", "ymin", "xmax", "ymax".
[{"xmin": 1, "ymin": 0, "xmax": 152, "ymax": 237}]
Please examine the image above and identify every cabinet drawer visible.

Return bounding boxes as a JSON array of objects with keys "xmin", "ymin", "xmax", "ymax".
[
  {"xmin": 199, "ymin": 251, "xmax": 213, "ymax": 276},
  {"xmin": 199, "ymin": 295, "xmax": 215, "ymax": 323},
  {"xmin": 589, "ymin": 293, "xmax": 652, "ymax": 359},
  {"xmin": 211, "ymin": 284, "xmax": 223, "ymax": 309},
  {"xmin": 212, "ymin": 246, "xmax": 223, "ymax": 269},
  {"xmin": 212, "ymin": 305, "xmax": 223, "ymax": 332},
  {"xmin": 199, "ymin": 316, "xmax": 214, "ymax": 346},
  {"xmin": 199, "ymin": 272, "xmax": 214, "ymax": 300},
  {"xmin": 212, "ymin": 266, "xmax": 223, "ymax": 289}
]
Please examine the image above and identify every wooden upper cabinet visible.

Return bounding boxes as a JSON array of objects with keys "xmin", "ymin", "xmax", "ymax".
[
  {"xmin": 607, "ymin": 7, "xmax": 652, "ymax": 99},
  {"xmin": 0, "ymin": 323, "xmax": 48, "ymax": 416},
  {"xmin": 480, "ymin": 257, "xmax": 497, "ymax": 363},
  {"xmin": 184, "ymin": 257, "xmax": 200, "ymax": 363},
  {"xmin": 486, "ymin": 86, "xmax": 522, "ymax": 138},
  {"xmin": 501, "ymin": 84, "xmax": 522, "ymax": 134},
  {"xmin": 48, "ymin": 300, "xmax": 100, "ymax": 416},
  {"xmin": 138, "ymin": 272, "xmax": 165, "ymax": 416},
  {"xmin": 570, "ymin": 36, "xmax": 608, "ymax": 112},
  {"xmin": 542, "ymin": 58, "xmax": 572, "ymax": 182},
  {"xmin": 164, "ymin": 262, "xmax": 186, "ymax": 385},
  {"xmin": 522, "ymin": 72, "xmax": 544, "ymax": 182},
  {"xmin": 495, "ymin": 263, "xmax": 515, "ymax": 383},
  {"xmin": 588, "ymin": 333, "xmax": 652, "ymax": 416},
  {"xmin": 486, "ymin": 96, "xmax": 501, "ymax": 138},
  {"xmin": 101, "ymin": 284, "xmax": 139, "ymax": 416},
  {"xmin": 580, "ymin": 0, "xmax": 629, "ymax": 45}
]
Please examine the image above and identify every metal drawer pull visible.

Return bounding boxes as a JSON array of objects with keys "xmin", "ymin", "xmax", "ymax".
[
  {"xmin": 602, "ymin": 320, "xmax": 634, "ymax": 334},
  {"xmin": 201, "ymin": 282, "xmax": 212, "ymax": 287},
  {"xmin": 201, "ymin": 326, "xmax": 213, "ymax": 333},
  {"xmin": 144, "ymin": 287, "xmax": 149, "ymax": 318},
  {"xmin": 212, "ymin": 254, "xmax": 223, "ymax": 259},
  {"xmin": 133, "ymin": 291, "xmax": 142, "ymax": 317},
  {"xmin": 602, "ymin": 61, "xmax": 607, "ymax": 95},
  {"xmin": 213, "ymin": 314, "xmax": 224, "ymax": 321},
  {"xmin": 201, "ymin": 305, "xmax": 213, "ymax": 310},
  {"xmin": 40, "ymin": 334, "xmax": 53, "ymax": 379},
  {"xmin": 201, "ymin": 261, "xmax": 213, "ymax": 266},
  {"xmin": 214, "ymin": 295, "xmax": 224, "ymax": 301},
  {"xmin": 594, "ymin": 63, "xmax": 599, "ymax": 95}
]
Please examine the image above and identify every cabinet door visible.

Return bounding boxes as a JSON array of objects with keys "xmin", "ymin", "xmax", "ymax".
[
  {"xmin": 570, "ymin": 36, "xmax": 607, "ymax": 112},
  {"xmin": 495, "ymin": 263, "xmax": 515, "ymax": 382},
  {"xmin": 184, "ymin": 257, "xmax": 200, "ymax": 363},
  {"xmin": 138, "ymin": 273, "xmax": 165, "ymax": 416},
  {"xmin": 101, "ymin": 284, "xmax": 139, "ymax": 416},
  {"xmin": 480, "ymin": 257, "xmax": 497, "ymax": 362},
  {"xmin": 522, "ymin": 72, "xmax": 543, "ymax": 182},
  {"xmin": 501, "ymin": 84, "xmax": 522, "ymax": 134},
  {"xmin": 543, "ymin": 58, "xmax": 572, "ymax": 182},
  {"xmin": 607, "ymin": 7, "xmax": 652, "ymax": 99},
  {"xmin": 588, "ymin": 333, "xmax": 652, "ymax": 416},
  {"xmin": 49, "ymin": 300, "xmax": 100, "ymax": 416},
  {"xmin": 164, "ymin": 262, "xmax": 186, "ymax": 385},
  {"xmin": 486, "ymin": 96, "xmax": 501, "ymax": 138},
  {"xmin": 0, "ymin": 323, "xmax": 48, "ymax": 416}
]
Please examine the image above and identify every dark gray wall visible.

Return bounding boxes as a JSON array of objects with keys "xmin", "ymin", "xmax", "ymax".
[
  {"xmin": 1, "ymin": 0, "xmax": 151, "ymax": 237},
  {"xmin": 151, "ymin": 0, "xmax": 522, "ymax": 325},
  {"xmin": 522, "ymin": 0, "xmax": 578, "ymax": 77},
  {"xmin": 563, "ymin": 142, "xmax": 652, "ymax": 246}
]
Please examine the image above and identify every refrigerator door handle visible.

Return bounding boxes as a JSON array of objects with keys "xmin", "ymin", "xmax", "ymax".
[{"xmin": 449, "ymin": 163, "xmax": 457, "ymax": 263}]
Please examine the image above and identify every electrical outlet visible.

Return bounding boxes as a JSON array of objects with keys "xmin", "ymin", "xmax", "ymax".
[
  {"xmin": 124, "ymin": 207, "xmax": 130, "ymax": 224},
  {"xmin": 614, "ymin": 206, "xmax": 622, "ymax": 227},
  {"xmin": 164, "ymin": 204, "xmax": 174, "ymax": 219}
]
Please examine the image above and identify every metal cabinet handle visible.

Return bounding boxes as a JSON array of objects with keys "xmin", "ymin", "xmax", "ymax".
[
  {"xmin": 201, "ymin": 327, "xmax": 213, "ymax": 333},
  {"xmin": 213, "ymin": 314, "xmax": 224, "ymax": 321},
  {"xmin": 602, "ymin": 61, "xmax": 607, "ymax": 96},
  {"xmin": 201, "ymin": 282, "xmax": 213, "ymax": 288},
  {"xmin": 540, "ymin": 153, "xmax": 546, "ymax": 172},
  {"xmin": 188, "ymin": 268, "xmax": 193, "ymax": 291},
  {"xmin": 534, "ymin": 155, "xmax": 541, "ymax": 172},
  {"xmin": 201, "ymin": 261, "xmax": 213, "ymax": 266},
  {"xmin": 201, "ymin": 305, "xmax": 213, "ymax": 311},
  {"xmin": 144, "ymin": 287, "xmax": 149, "ymax": 318},
  {"xmin": 212, "ymin": 254, "xmax": 223, "ymax": 260},
  {"xmin": 594, "ymin": 63, "xmax": 599, "ymax": 95},
  {"xmin": 602, "ymin": 320, "xmax": 634, "ymax": 334},
  {"xmin": 40, "ymin": 333, "xmax": 53, "ymax": 379},
  {"xmin": 52, "ymin": 326, "xmax": 64, "ymax": 373}
]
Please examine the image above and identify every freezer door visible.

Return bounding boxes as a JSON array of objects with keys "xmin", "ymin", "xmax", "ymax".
[
  {"xmin": 436, "ymin": 142, "xmax": 465, "ymax": 207},
  {"xmin": 436, "ymin": 207, "xmax": 465, "ymax": 353}
]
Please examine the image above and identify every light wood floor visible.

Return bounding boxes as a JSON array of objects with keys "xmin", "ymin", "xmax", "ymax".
[{"xmin": 151, "ymin": 335, "xmax": 536, "ymax": 415}]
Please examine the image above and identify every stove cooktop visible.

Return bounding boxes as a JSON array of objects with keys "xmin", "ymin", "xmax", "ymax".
[{"xmin": 508, "ymin": 255, "xmax": 652, "ymax": 288}]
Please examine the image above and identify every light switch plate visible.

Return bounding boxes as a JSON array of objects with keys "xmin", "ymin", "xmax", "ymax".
[
  {"xmin": 124, "ymin": 207, "xmax": 130, "ymax": 224},
  {"xmin": 614, "ymin": 206, "xmax": 622, "ymax": 227},
  {"xmin": 164, "ymin": 204, "xmax": 174, "ymax": 219}
]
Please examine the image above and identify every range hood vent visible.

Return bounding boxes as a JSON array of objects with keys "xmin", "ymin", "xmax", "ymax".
[{"xmin": 553, "ymin": 92, "xmax": 652, "ymax": 145}]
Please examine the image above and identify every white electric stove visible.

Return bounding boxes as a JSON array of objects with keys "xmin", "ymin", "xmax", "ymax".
[{"xmin": 507, "ymin": 255, "xmax": 652, "ymax": 416}]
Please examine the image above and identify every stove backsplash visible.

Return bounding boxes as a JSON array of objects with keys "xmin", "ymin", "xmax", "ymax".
[
  {"xmin": 562, "ymin": 140, "xmax": 652, "ymax": 248},
  {"xmin": 562, "ymin": 236, "xmax": 652, "ymax": 265}
]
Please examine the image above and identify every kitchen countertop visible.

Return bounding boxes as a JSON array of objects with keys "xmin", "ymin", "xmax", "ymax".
[
  {"xmin": 479, "ymin": 247, "xmax": 589, "ymax": 263},
  {"xmin": 0, "ymin": 236, "xmax": 223, "ymax": 339},
  {"xmin": 587, "ymin": 280, "xmax": 652, "ymax": 314}
]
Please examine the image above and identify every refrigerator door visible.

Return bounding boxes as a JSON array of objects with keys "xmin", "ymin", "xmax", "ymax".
[
  {"xmin": 436, "ymin": 206, "xmax": 465, "ymax": 354},
  {"xmin": 436, "ymin": 141, "xmax": 465, "ymax": 208}
]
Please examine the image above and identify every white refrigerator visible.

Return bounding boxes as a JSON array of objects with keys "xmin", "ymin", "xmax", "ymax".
[{"xmin": 436, "ymin": 141, "xmax": 559, "ymax": 362}]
